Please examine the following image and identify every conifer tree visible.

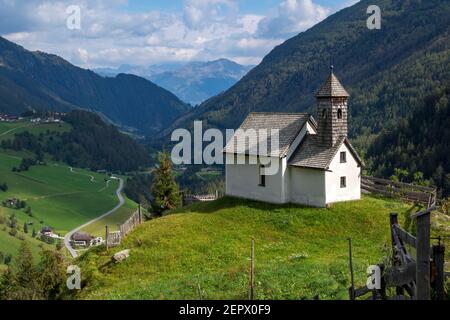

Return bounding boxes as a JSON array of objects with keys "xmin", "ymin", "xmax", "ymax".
[
  {"xmin": 37, "ymin": 249, "xmax": 66, "ymax": 300},
  {"xmin": 151, "ymin": 151, "xmax": 181, "ymax": 214}
]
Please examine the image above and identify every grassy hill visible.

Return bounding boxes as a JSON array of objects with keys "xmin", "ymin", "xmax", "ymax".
[{"xmin": 74, "ymin": 196, "xmax": 417, "ymax": 300}]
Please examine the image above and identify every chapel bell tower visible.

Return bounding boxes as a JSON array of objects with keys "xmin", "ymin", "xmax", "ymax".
[{"xmin": 316, "ymin": 66, "xmax": 350, "ymax": 146}]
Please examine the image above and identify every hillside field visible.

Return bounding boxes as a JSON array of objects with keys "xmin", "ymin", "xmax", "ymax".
[
  {"xmin": 75, "ymin": 195, "xmax": 423, "ymax": 300},
  {"xmin": 0, "ymin": 120, "xmax": 71, "ymax": 141},
  {"xmin": 0, "ymin": 121, "xmax": 139, "ymax": 264}
]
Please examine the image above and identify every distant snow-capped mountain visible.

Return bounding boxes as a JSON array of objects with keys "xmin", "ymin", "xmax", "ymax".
[{"xmin": 94, "ymin": 59, "xmax": 253, "ymax": 105}]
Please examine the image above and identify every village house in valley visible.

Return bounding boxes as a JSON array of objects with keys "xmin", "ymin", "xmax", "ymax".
[{"xmin": 224, "ymin": 69, "xmax": 363, "ymax": 207}]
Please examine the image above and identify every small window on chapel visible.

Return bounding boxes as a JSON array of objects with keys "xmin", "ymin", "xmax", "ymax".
[
  {"xmin": 259, "ymin": 165, "xmax": 266, "ymax": 187},
  {"xmin": 337, "ymin": 108, "xmax": 343, "ymax": 119},
  {"xmin": 340, "ymin": 177, "xmax": 347, "ymax": 188},
  {"xmin": 340, "ymin": 151, "xmax": 347, "ymax": 163},
  {"xmin": 322, "ymin": 109, "xmax": 327, "ymax": 118}
]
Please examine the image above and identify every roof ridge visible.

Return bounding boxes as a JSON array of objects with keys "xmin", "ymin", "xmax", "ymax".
[{"xmin": 249, "ymin": 112, "xmax": 311, "ymax": 115}]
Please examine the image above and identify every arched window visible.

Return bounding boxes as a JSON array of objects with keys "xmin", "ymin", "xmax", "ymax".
[
  {"xmin": 322, "ymin": 109, "xmax": 327, "ymax": 119},
  {"xmin": 337, "ymin": 108, "xmax": 343, "ymax": 119}
]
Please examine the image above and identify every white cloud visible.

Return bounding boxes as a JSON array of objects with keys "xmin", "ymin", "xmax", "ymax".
[
  {"xmin": 257, "ymin": 0, "xmax": 330, "ymax": 38},
  {"xmin": 0, "ymin": 0, "xmax": 341, "ymax": 68}
]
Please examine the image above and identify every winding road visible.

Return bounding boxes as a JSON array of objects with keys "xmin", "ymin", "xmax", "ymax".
[{"xmin": 64, "ymin": 177, "xmax": 124, "ymax": 258}]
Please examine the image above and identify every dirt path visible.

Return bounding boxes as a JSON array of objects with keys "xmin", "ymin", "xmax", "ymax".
[
  {"xmin": 69, "ymin": 167, "xmax": 95, "ymax": 182},
  {"xmin": 64, "ymin": 177, "xmax": 124, "ymax": 258}
]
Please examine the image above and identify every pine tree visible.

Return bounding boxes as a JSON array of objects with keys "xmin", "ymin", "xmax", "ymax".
[
  {"xmin": 23, "ymin": 222, "xmax": 28, "ymax": 234},
  {"xmin": 0, "ymin": 267, "xmax": 16, "ymax": 300},
  {"xmin": 14, "ymin": 242, "xmax": 39, "ymax": 299},
  {"xmin": 151, "ymin": 152, "xmax": 181, "ymax": 214},
  {"xmin": 0, "ymin": 243, "xmax": 40, "ymax": 300},
  {"xmin": 32, "ymin": 228, "xmax": 37, "ymax": 238},
  {"xmin": 37, "ymin": 249, "xmax": 66, "ymax": 300}
]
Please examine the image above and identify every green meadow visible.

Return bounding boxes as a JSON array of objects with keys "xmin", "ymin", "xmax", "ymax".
[{"xmin": 75, "ymin": 196, "xmax": 415, "ymax": 300}]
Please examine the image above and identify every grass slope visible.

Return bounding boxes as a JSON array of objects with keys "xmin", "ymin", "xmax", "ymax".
[
  {"xmin": 76, "ymin": 196, "xmax": 414, "ymax": 300},
  {"xmin": 0, "ymin": 206, "xmax": 53, "ymax": 261}
]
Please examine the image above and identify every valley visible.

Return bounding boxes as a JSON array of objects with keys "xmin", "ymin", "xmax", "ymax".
[{"xmin": 0, "ymin": 120, "xmax": 139, "ymax": 266}]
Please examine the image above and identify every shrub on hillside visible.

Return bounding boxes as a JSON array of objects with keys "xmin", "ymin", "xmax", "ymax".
[
  {"xmin": 8, "ymin": 228, "xmax": 17, "ymax": 237},
  {"xmin": 0, "ymin": 183, "xmax": 7, "ymax": 192}
]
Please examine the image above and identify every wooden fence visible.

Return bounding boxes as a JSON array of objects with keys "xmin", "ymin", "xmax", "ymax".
[
  {"xmin": 349, "ymin": 206, "xmax": 447, "ymax": 300},
  {"xmin": 105, "ymin": 205, "xmax": 143, "ymax": 249},
  {"xmin": 361, "ymin": 175, "xmax": 437, "ymax": 207},
  {"xmin": 182, "ymin": 191, "xmax": 219, "ymax": 206}
]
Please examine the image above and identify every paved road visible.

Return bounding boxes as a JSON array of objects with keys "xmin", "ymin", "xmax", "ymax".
[{"xmin": 64, "ymin": 177, "xmax": 125, "ymax": 258}]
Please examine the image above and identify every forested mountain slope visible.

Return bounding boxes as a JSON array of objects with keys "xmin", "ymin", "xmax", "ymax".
[
  {"xmin": 0, "ymin": 37, "xmax": 189, "ymax": 134},
  {"xmin": 367, "ymin": 87, "xmax": 450, "ymax": 196},
  {"xmin": 1, "ymin": 111, "xmax": 152, "ymax": 172}
]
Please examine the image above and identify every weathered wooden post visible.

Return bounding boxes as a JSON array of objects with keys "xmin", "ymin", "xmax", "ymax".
[
  {"xmin": 412, "ymin": 208, "xmax": 432, "ymax": 300},
  {"xmin": 138, "ymin": 203, "xmax": 142, "ymax": 224},
  {"xmin": 249, "ymin": 238, "xmax": 255, "ymax": 300},
  {"xmin": 117, "ymin": 224, "xmax": 122, "ymax": 241},
  {"xmin": 348, "ymin": 238, "xmax": 355, "ymax": 300},
  {"xmin": 432, "ymin": 242, "xmax": 445, "ymax": 300},
  {"xmin": 390, "ymin": 213, "xmax": 404, "ymax": 296},
  {"xmin": 105, "ymin": 225, "xmax": 109, "ymax": 251},
  {"xmin": 389, "ymin": 213, "xmax": 399, "ymax": 263}
]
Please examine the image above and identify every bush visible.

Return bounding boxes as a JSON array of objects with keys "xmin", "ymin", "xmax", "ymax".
[
  {"xmin": 0, "ymin": 183, "xmax": 7, "ymax": 192},
  {"xmin": 9, "ymin": 228, "xmax": 17, "ymax": 237},
  {"xmin": 40, "ymin": 234, "xmax": 55, "ymax": 244}
]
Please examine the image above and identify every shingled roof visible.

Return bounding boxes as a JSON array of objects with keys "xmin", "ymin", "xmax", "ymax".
[
  {"xmin": 224, "ymin": 112, "xmax": 313, "ymax": 158},
  {"xmin": 289, "ymin": 135, "xmax": 363, "ymax": 169},
  {"xmin": 316, "ymin": 72, "xmax": 350, "ymax": 98}
]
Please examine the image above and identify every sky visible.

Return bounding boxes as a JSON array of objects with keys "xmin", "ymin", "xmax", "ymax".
[{"xmin": 0, "ymin": 0, "xmax": 358, "ymax": 68}]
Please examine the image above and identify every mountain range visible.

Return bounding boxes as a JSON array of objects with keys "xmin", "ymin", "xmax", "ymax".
[
  {"xmin": 0, "ymin": 37, "xmax": 189, "ymax": 134},
  {"xmin": 158, "ymin": 0, "xmax": 450, "ymax": 141},
  {"xmin": 95, "ymin": 59, "xmax": 253, "ymax": 105}
]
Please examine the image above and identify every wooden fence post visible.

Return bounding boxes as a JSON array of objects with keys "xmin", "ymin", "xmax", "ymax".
[
  {"xmin": 138, "ymin": 203, "xmax": 142, "ymax": 224},
  {"xmin": 249, "ymin": 238, "xmax": 255, "ymax": 300},
  {"xmin": 415, "ymin": 211, "xmax": 431, "ymax": 300},
  {"xmin": 432, "ymin": 243, "xmax": 445, "ymax": 300},
  {"xmin": 105, "ymin": 225, "xmax": 109, "ymax": 251},
  {"xmin": 390, "ymin": 213, "xmax": 405, "ymax": 296},
  {"xmin": 348, "ymin": 238, "xmax": 355, "ymax": 300},
  {"xmin": 389, "ymin": 213, "xmax": 399, "ymax": 261}
]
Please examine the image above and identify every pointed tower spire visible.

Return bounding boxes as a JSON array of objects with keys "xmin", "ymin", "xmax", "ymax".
[{"xmin": 316, "ymin": 66, "xmax": 349, "ymax": 98}]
